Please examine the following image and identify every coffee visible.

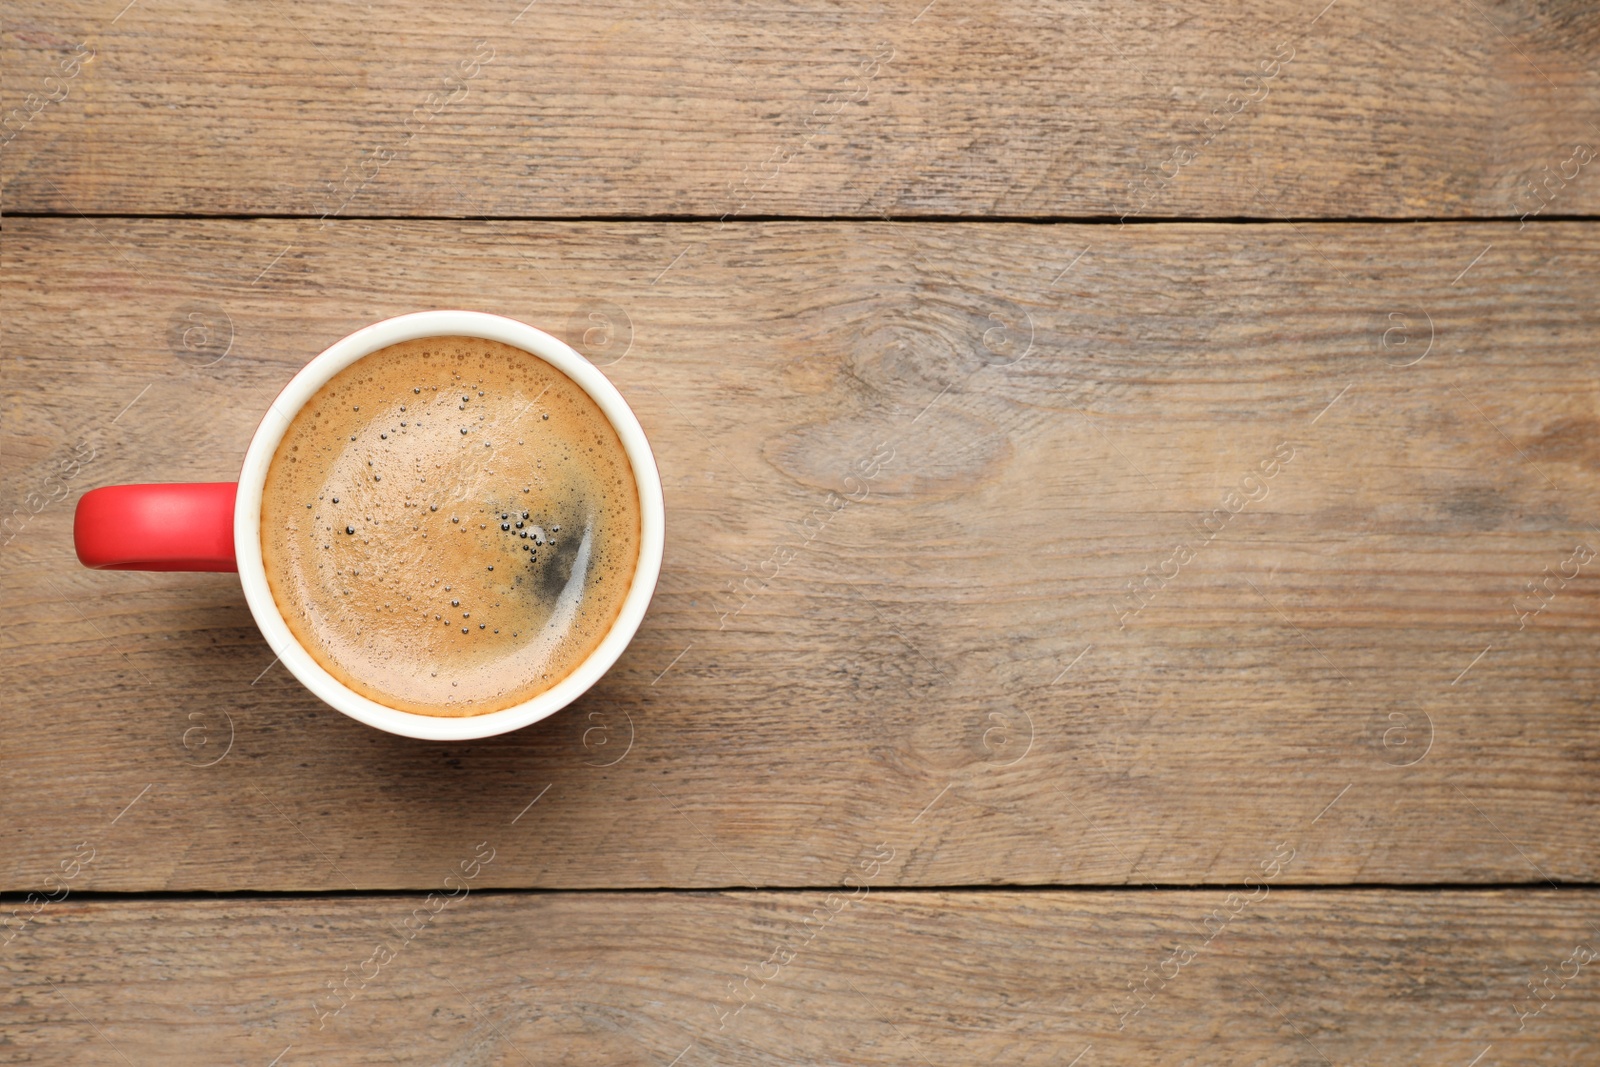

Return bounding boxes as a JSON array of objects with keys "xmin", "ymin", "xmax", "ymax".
[{"xmin": 260, "ymin": 335, "xmax": 641, "ymax": 717}]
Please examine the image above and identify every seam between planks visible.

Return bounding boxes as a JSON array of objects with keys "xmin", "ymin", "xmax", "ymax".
[{"xmin": 8, "ymin": 212, "xmax": 1600, "ymax": 225}]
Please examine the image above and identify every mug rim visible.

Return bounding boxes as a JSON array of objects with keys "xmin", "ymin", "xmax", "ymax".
[{"xmin": 234, "ymin": 310, "xmax": 664, "ymax": 741}]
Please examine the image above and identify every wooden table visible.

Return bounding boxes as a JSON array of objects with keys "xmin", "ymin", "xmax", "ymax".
[{"xmin": 5, "ymin": 2, "xmax": 1599, "ymax": 1063}]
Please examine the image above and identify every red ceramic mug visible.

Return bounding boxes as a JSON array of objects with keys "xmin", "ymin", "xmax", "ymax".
[{"xmin": 74, "ymin": 311, "xmax": 665, "ymax": 740}]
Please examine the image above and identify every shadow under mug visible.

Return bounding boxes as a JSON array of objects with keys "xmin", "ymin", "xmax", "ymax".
[{"xmin": 72, "ymin": 310, "xmax": 665, "ymax": 741}]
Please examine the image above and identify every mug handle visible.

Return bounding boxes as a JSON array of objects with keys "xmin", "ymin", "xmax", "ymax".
[{"xmin": 74, "ymin": 483, "xmax": 238, "ymax": 572}]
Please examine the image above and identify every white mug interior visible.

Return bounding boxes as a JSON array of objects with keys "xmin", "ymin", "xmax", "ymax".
[{"xmin": 233, "ymin": 310, "xmax": 665, "ymax": 740}]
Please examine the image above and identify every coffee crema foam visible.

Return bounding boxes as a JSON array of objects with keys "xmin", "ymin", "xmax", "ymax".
[{"xmin": 260, "ymin": 336, "xmax": 641, "ymax": 717}]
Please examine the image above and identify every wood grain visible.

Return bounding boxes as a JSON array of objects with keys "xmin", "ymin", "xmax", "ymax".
[
  {"xmin": 4, "ymin": 1, "xmax": 1600, "ymax": 218},
  {"xmin": 5, "ymin": 889, "xmax": 1598, "ymax": 1064},
  {"xmin": 3, "ymin": 218, "xmax": 1600, "ymax": 892}
]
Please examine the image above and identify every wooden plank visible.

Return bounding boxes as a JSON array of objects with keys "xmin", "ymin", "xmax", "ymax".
[
  {"xmin": 5, "ymin": 1, "xmax": 1600, "ymax": 218},
  {"xmin": 3, "ymin": 218, "xmax": 1600, "ymax": 892},
  {"xmin": 5, "ymin": 889, "xmax": 1598, "ymax": 1063}
]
